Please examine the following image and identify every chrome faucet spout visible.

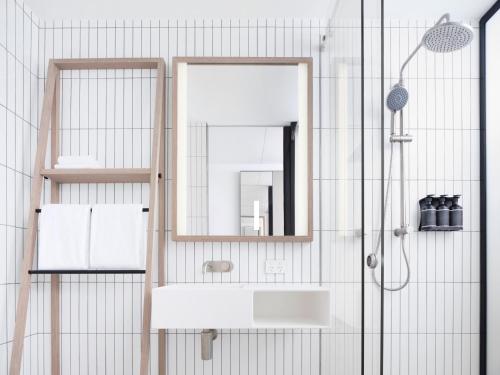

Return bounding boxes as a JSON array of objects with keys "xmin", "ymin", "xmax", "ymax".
[{"xmin": 202, "ymin": 261, "xmax": 212, "ymax": 273}]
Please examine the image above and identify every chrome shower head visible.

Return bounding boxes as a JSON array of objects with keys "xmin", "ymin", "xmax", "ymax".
[
  {"xmin": 422, "ymin": 21, "xmax": 473, "ymax": 53},
  {"xmin": 386, "ymin": 83, "xmax": 408, "ymax": 112}
]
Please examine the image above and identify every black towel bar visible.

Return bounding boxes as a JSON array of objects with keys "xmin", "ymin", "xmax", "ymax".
[
  {"xmin": 29, "ymin": 269, "xmax": 145, "ymax": 275},
  {"xmin": 35, "ymin": 207, "xmax": 149, "ymax": 213}
]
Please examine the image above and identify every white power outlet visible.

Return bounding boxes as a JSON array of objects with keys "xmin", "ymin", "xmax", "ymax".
[{"xmin": 265, "ymin": 259, "xmax": 286, "ymax": 274}]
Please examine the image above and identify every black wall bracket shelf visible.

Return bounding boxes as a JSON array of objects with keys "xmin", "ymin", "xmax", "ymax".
[
  {"xmin": 419, "ymin": 225, "xmax": 463, "ymax": 232},
  {"xmin": 418, "ymin": 195, "xmax": 463, "ymax": 232}
]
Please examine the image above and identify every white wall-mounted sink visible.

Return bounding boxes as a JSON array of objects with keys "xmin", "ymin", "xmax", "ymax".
[{"xmin": 152, "ymin": 284, "xmax": 330, "ymax": 329}]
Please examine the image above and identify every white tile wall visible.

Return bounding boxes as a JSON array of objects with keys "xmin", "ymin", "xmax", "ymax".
[
  {"xmin": 35, "ymin": 17, "xmax": 330, "ymax": 375},
  {"xmin": 0, "ymin": 0, "xmax": 42, "ymax": 373},
  {"xmin": 362, "ymin": 18, "xmax": 481, "ymax": 375},
  {"xmin": 0, "ymin": 1, "xmax": 481, "ymax": 374}
]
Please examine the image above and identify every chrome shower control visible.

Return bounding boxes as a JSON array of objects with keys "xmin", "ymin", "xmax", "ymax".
[
  {"xmin": 202, "ymin": 260, "xmax": 233, "ymax": 273},
  {"xmin": 366, "ymin": 254, "xmax": 378, "ymax": 269},
  {"xmin": 394, "ymin": 226, "xmax": 410, "ymax": 237},
  {"xmin": 390, "ymin": 134, "xmax": 413, "ymax": 143}
]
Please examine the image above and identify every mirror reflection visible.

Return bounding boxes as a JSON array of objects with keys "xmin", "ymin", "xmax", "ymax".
[
  {"xmin": 175, "ymin": 60, "xmax": 311, "ymax": 239},
  {"xmin": 240, "ymin": 171, "xmax": 285, "ymax": 236}
]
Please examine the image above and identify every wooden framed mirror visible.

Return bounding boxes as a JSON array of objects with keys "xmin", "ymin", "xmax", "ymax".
[{"xmin": 172, "ymin": 57, "xmax": 312, "ymax": 242}]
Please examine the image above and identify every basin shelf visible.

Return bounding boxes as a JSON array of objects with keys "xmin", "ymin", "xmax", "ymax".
[{"xmin": 152, "ymin": 284, "xmax": 331, "ymax": 330}]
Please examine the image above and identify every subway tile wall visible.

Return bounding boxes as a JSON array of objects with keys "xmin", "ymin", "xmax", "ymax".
[
  {"xmin": 0, "ymin": 0, "xmax": 481, "ymax": 374},
  {"xmin": 0, "ymin": 0, "xmax": 42, "ymax": 373},
  {"xmin": 363, "ymin": 18, "xmax": 481, "ymax": 375},
  {"xmin": 36, "ymin": 17, "xmax": 330, "ymax": 375}
]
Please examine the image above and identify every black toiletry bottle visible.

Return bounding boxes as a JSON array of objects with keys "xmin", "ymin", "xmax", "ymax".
[
  {"xmin": 450, "ymin": 194, "xmax": 463, "ymax": 228},
  {"xmin": 436, "ymin": 195, "xmax": 450, "ymax": 227},
  {"xmin": 420, "ymin": 194, "xmax": 436, "ymax": 229}
]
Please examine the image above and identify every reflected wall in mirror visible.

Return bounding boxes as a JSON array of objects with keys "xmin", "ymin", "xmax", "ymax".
[
  {"xmin": 240, "ymin": 171, "xmax": 285, "ymax": 237},
  {"xmin": 173, "ymin": 57, "xmax": 312, "ymax": 242}
]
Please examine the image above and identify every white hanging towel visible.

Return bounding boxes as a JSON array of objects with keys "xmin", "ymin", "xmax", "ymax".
[
  {"xmin": 38, "ymin": 204, "xmax": 91, "ymax": 270},
  {"xmin": 90, "ymin": 204, "xmax": 145, "ymax": 269}
]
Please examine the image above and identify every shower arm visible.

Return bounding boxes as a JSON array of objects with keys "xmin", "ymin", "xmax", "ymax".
[
  {"xmin": 398, "ymin": 42, "xmax": 423, "ymax": 84},
  {"xmin": 398, "ymin": 13, "xmax": 450, "ymax": 84}
]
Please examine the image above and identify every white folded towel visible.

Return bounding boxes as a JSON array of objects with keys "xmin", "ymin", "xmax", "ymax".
[
  {"xmin": 38, "ymin": 204, "xmax": 91, "ymax": 270},
  {"xmin": 55, "ymin": 155, "xmax": 103, "ymax": 169},
  {"xmin": 90, "ymin": 204, "xmax": 145, "ymax": 269},
  {"xmin": 54, "ymin": 163, "xmax": 102, "ymax": 169}
]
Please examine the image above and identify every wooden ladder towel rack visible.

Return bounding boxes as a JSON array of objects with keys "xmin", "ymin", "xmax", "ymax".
[{"xmin": 9, "ymin": 58, "xmax": 166, "ymax": 375}]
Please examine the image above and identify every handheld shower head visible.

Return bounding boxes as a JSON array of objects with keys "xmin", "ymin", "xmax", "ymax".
[
  {"xmin": 422, "ymin": 21, "xmax": 474, "ymax": 53},
  {"xmin": 386, "ymin": 83, "xmax": 408, "ymax": 112}
]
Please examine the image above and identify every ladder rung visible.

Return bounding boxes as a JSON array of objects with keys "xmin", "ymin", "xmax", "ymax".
[{"xmin": 40, "ymin": 168, "xmax": 151, "ymax": 183}]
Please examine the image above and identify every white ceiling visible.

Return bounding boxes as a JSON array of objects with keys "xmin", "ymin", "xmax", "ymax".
[
  {"xmin": 24, "ymin": 0, "xmax": 495, "ymax": 25},
  {"xmin": 24, "ymin": 0, "xmax": 333, "ymax": 21},
  {"xmin": 209, "ymin": 127, "xmax": 283, "ymax": 165},
  {"xmin": 337, "ymin": 0, "xmax": 495, "ymax": 20},
  {"xmin": 187, "ymin": 65, "xmax": 298, "ymax": 127}
]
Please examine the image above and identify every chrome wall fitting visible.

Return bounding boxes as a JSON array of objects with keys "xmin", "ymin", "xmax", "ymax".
[
  {"xmin": 202, "ymin": 260, "xmax": 234, "ymax": 273},
  {"xmin": 394, "ymin": 226, "xmax": 410, "ymax": 237},
  {"xmin": 366, "ymin": 254, "xmax": 378, "ymax": 269},
  {"xmin": 390, "ymin": 134, "xmax": 413, "ymax": 143},
  {"xmin": 201, "ymin": 329, "xmax": 218, "ymax": 360}
]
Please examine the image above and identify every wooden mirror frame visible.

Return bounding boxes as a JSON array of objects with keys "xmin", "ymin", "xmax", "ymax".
[{"xmin": 172, "ymin": 57, "xmax": 313, "ymax": 242}]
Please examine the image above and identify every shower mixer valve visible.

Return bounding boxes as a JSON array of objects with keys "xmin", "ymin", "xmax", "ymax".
[
  {"xmin": 390, "ymin": 134, "xmax": 413, "ymax": 143},
  {"xmin": 394, "ymin": 225, "xmax": 410, "ymax": 237}
]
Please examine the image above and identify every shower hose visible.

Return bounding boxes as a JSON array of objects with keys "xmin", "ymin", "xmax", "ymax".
[{"xmin": 371, "ymin": 113, "xmax": 411, "ymax": 292}]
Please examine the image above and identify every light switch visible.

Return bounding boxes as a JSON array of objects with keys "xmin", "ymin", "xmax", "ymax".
[{"xmin": 265, "ymin": 259, "xmax": 286, "ymax": 274}]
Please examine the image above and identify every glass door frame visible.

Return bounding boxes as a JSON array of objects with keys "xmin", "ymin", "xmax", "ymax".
[{"xmin": 480, "ymin": 1, "xmax": 500, "ymax": 374}]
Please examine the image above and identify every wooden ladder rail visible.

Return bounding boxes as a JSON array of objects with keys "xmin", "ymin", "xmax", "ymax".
[
  {"xmin": 157, "ymin": 62, "xmax": 167, "ymax": 375},
  {"xmin": 9, "ymin": 61, "xmax": 59, "ymax": 375},
  {"xmin": 140, "ymin": 60, "xmax": 166, "ymax": 375},
  {"xmin": 9, "ymin": 58, "xmax": 167, "ymax": 375},
  {"xmin": 50, "ymin": 67, "xmax": 61, "ymax": 375}
]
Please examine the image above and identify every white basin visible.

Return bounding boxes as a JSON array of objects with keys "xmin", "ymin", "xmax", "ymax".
[{"xmin": 152, "ymin": 284, "xmax": 330, "ymax": 329}]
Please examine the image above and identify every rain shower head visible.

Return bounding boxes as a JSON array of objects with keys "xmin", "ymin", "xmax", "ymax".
[
  {"xmin": 386, "ymin": 83, "xmax": 408, "ymax": 112},
  {"xmin": 421, "ymin": 21, "xmax": 474, "ymax": 53},
  {"xmin": 397, "ymin": 14, "xmax": 474, "ymax": 84},
  {"xmin": 390, "ymin": 14, "xmax": 474, "ymax": 112}
]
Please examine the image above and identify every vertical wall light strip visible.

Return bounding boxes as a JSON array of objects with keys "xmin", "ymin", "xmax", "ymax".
[
  {"xmin": 176, "ymin": 62, "xmax": 188, "ymax": 235},
  {"xmin": 335, "ymin": 62, "xmax": 348, "ymax": 232},
  {"xmin": 253, "ymin": 200, "xmax": 260, "ymax": 231},
  {"xmin": 295, "ymin": 63, "xmax": 308, "ymax": 236},
  {"xmin": 206, "ymin": 122, "xmax": 209, "ymax": 235}
]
